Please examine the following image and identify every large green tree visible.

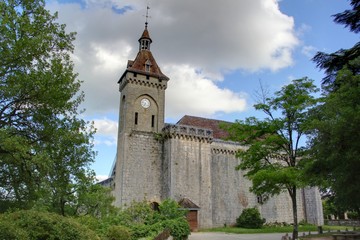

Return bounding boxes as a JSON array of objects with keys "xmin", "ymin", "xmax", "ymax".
[
  {"xmin": 308, "ymin": 0, "xmax": 360, "ymax": 216},
  {"xmin": 225, "ymin": 78, "xmax": 318, "ymax": 240},
  {"xmin": 307, "ymin": 66, "xmax": 360, "ymax": 215},
  {"xmin": 0, "ymin": 0, "xmax": 99, "ymax": 214}
]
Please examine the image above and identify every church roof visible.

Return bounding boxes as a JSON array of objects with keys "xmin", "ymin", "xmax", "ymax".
[
  {"xmin": 119, "ymin": 26, "xmax": 169, "ymax": 82},
  {"xmin": 126, "ymin": 50, "xmax": 169, "ymax": 80},
  {"xmin": 176, "ymin": 115, "xmax": 232, "ymax": 139}
]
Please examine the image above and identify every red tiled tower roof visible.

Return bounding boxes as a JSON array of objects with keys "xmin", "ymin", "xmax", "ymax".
[{"xmin": 119, "ymin": 26, "xmax": 169, "ymax": 82}]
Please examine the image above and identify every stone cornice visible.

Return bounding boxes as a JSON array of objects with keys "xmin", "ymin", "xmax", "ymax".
[
  {"xmin": 119, "ymin": 77, "xmax": 167, "ymax": 92},
  {"xmin": 162, "ymin": 124, "xmax": 213, "ymax": 143},
  {"xmin": 211, "ymin": 147, "xmax": 237, "ymax": 155}
]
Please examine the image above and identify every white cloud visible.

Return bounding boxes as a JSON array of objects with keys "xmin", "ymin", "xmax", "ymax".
[
  {"xmin": 93, "ymin": 118, "xmax": 118, "ymax": 146},
  {"xmin": 47, "ymin": 0, "xmax": 299, "ymax": 118},
  {"xmin": 165, "ymin": 65, "xmax": 247, "ymax": 119},
  {"xmin": 301, "ymin": 45, "xmax": 318, "ymax": 58}
]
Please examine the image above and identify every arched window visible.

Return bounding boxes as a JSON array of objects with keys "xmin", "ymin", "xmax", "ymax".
[{"xmin": 150, "ymin": 202, "xmax": 160, "ymax": 211}]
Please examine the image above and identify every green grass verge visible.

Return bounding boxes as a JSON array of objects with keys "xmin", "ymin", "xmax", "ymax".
[{"xmin": 201, "ymin": 225, "xmax": 350, "ymax": 234}]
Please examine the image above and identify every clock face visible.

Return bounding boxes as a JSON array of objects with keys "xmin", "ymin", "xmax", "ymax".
[{"xmin": 140, "ymin": 98, "xmax": 150, "ymax": 108}]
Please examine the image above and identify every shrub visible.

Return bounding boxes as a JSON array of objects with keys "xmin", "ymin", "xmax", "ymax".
[
  {"xmin": 236, "ymin": 208, "xmax": 265, "ymax": 229},
  {"xmin": 0, "ymin": 210, "xmax": 100, "ymax": 240},
  {"xmin": 105, "ymin": 225, "xmax": 131, "ymax": 240},
  {"xmin": 0, "ymin": 219, "xmax": 29, "ymax": 240},
  {"xmin": 347, "ymin": 211, "xmax": 359, "ymax": 220},
  {"xmin": 162, "ymin": 218, "xmax": 191, "ymax": 240},
  {"xmin": 157, "ymin": 199, "xmax": 187, "ymax": 220},
  {"xmin": 130, "ymin": 222, "xmax": 163, "ymax": 239}
]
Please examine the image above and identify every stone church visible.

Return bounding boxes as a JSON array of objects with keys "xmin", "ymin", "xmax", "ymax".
[{"xmin": 103, "ymin": 22, "xmax": 324, "ymax": 229}]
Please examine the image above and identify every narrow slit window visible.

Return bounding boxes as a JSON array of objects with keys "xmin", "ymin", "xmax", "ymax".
[
  {"xmin": 135, "ymin": 112, "xmax": 138, "ymax": 125},
  {"xmin": 151, "ymin": 115, "xmax": 155, "ymax": 128}
]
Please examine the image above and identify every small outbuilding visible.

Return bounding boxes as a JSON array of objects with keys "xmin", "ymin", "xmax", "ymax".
[{"xmin": 179, "ymin": 198, "xmax": 200, "ymax": 232}]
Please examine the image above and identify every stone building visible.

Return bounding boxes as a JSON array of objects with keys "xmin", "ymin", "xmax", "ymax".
[{"xmin": 105, "ymin": 22, "xmax": 324, "ymax": 229}]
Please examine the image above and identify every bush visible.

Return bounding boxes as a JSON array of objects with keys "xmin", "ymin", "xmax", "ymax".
[
  {"xmin": 162, "ymin": 218, "xmax": 191, "ymax": 240},
  {"xmin": 105, "ymin": 225, "xmax": 131, "ymax": 240},
  {"xmin": 157, "ymin": 199, "xmax": 187, "ymax": 220},
  {"xmin": 236, "ymin": 208, "xmax": 265, "ymax": 229},
  {"xmin": 130, "ymin": 222, "xmax": 163, "ymax": 239},
  {"xmin": 0, "ymin": 210, "xmax": 100, "ymax": 240},
  {"xmin": 347, "ymin": 211, "xmax": 359, "ymax": 219},
  {"xmin": 0, "ymin": 219, "xmax": 29, "ymax": 240}
]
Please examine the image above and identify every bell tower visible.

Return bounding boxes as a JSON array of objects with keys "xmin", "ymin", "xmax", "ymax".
[
  {"xmin": 113, "ymin": 18, "xmax": 169, "ymax": 206},
  {"xmin": 117, "ymin": 23, "xmax": 169, "ymax": 134}
]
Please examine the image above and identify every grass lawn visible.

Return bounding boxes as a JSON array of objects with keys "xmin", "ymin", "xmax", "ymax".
[{"xmin": 202, "ymin": 225, "xmax": 350, "ymax": 234}]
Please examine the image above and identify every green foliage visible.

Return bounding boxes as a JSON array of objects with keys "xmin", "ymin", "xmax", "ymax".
[
  {"xmin": 236, "ymin": 208, "xmax": 265, "ymax": 229},
  {"xmin": 0, "ymin": 219, "xmax": 29, "ymax": 240},
  {"xmin": 307, "ymin": 67, "xmax": 360, "ymax": 214},
  {"xmin": 123, "ymin": 199, "xmax": 190, "ymax": 239},
  {"xmin": 162, "ymin": 218, "xmax": 191, "ymax": 240},
  {"xmin": 226, "ymin": 78, "xmax": 318, "ymax": 196},
  {"xmin": 347, "ymin": 211, "xmax": 359, "ymax": 220},
  {"xmin": 0, "ymin": 210, "xmax": 100, "ymax": 240},
  {"xmin": 308, "ymin": 0, "xmax": 360, "ymax": 218},
  {"xmin": 77, "ymin": 199, "xmax": 190, "ymax": 240},
  {"xmin": 157, "ymin": 198, "xmax": 188, "ymax": 221},
  {"xmin": 0, "ymin": 0, "xmax": 97, "ymax": 214},
  {"xmin": 122, "ymin": 200, "xmax": 156, "ymax": 225},
  {"xmin": 130, "ymin": 223, "xmax": 163, "ymax": 239},
  {"xmin": 224, "ymin": 78, "xmax": 319, "ymax": 239},
  {"xmin": 105, "ymin": 225, "xmax": 132, "ymax": 240}
]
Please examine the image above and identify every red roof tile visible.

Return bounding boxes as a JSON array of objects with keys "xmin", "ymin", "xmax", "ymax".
[
  {"xmin": 176, "ymin": 115, "xmax": 232, "ymax": 139},
  {"xmin": 127, "ymin": 50, "xmax": 169, "ymax": 80},
  {"xmin": 139, "ymin": 28, "xmax": 151, "ymax": 41},
  {"xmin": 119, "ymin": 27, "xmax": 169, "ymax": 81}
]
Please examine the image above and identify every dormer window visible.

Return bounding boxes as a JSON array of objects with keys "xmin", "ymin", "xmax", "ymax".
[{"xmin": 145, "ymin": 59, "xmax": 152, "ymax": 72}]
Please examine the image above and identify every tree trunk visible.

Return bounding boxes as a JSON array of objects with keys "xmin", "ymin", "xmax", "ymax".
[{"xmin": 291, "ymin": 186, "xmax": 298, "ymax": 240}]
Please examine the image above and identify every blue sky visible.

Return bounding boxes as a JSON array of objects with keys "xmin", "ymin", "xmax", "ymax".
[{"xmin": 47, "ymin": 0, "xmax": 358, "ymax": 180}]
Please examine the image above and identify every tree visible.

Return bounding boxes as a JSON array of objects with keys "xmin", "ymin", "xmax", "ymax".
[
  {"xmin": 0, "ymin": 0, "xmax": 97, "ymax": 214},
  {"xmin": 312, "ymin": 0, "xmax": 360, "ymax": 89},
  {"xmin": 225, "ymin": 78, "xmax": 318, "ymax": 240},
  {"xmin": 308, "ymin": 0, "xmax": 360, "ymax": 216},
  {"xmin": 307, "ymin": 67, "xmax": 360, "ymax": 215}
]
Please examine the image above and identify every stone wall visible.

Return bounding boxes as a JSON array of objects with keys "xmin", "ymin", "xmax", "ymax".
[
  {"xmin": 113, "ymin": 124, "xmax": 324, "ymax": 228},
  {"xmin": 114, "ymin": 131, "xmax": 163, "ymax": 205},
  {"xmin": 327, "ymin": 220, "xmax": 360, "ymax": 227},
  {"xmin": 259, "ymin": 190, "xmax": 305, "ymax": 224},
  {"xmin": 303, "ymin": 187, "xmax": 324, "ymax": 225},
  {"xmin": 162, "ymin": 124, "xmax": 213, "ymax": 228},
  {"xmin": 210, "ymin": 140, "xmax": 306, "ymax": 226},
  {"xmin": 210, "ymin": 140, "xmax": 250, "ymax": 226}
]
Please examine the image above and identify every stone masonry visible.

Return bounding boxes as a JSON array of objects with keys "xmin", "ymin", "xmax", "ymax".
[{"xmin": 108, "ymin": 23, "xmax": 324, "ymax": 229}]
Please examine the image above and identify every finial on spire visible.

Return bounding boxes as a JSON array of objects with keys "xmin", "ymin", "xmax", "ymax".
[{"xmin": 145, "ymin": 5, "xmax": 150, "ymax": 29}]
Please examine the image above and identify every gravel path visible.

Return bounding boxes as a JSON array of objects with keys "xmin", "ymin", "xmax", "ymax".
[{"xmin": 188, "ymin": 232, "xmax": 290, "ymax": 240}]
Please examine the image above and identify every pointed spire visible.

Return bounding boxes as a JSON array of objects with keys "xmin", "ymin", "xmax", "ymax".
[
  {"xmin": 145, "ymin": 5, "xmax": 150, "ymax": 29},
  {"xmin": 139, "ymin": 6, "xmax": 152, "ymax": 51}
]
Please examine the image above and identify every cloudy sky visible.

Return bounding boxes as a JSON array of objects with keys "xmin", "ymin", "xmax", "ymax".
[{"xmin": 47, "ymin": 0, "xmax": 358, "ymax": 180}]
